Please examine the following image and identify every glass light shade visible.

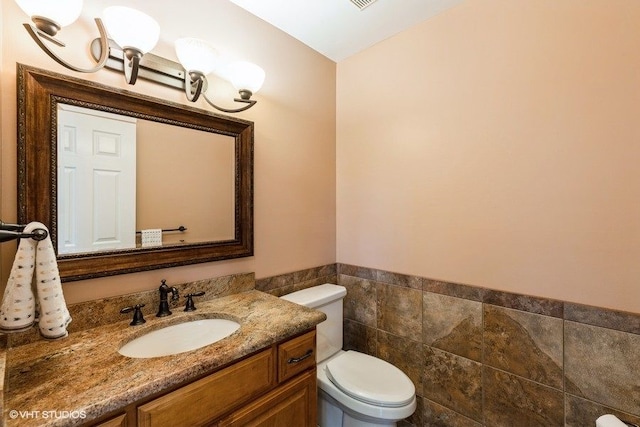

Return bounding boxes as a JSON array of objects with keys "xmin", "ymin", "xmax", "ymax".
[
  {"xmin": 175, "ymin": 38, "xmax": 219, "ymax": 75},
  {"xmin": 102, "ymin": 6, "xmax": 160, "ymax": 54},
  {"xmin": 15, "ymin": 0, "xmax": 83, "ymax": 27},
  {"xmin": 227, "ymin": 61, "xmax": 265, "ymax": 94}
]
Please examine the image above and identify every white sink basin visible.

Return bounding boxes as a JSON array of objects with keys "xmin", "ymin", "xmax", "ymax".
[{"xmin": 119, "ymin": 318, "xmax": 240, "ymax": 358}]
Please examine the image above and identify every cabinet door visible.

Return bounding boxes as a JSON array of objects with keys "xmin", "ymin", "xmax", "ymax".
[
  {"xmin": 138, "ymin": 349, "xmax": 275, "ymax": 427},
  {"xmin": 218, "ymin": 369, "xmax": 317, "ymax": 427},
  {"xmin": 94, "ymin": 414, "xmax": 127, "ymax": 427}
]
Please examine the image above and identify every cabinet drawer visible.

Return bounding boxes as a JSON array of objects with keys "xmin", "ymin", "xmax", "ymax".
[
  {"xmin": 137, "ymin": 348, "xmax": 275, "ymax": 427},
  {"xmin": 278, "ymin": 330, "xmax": 316, "ymax": 383}
]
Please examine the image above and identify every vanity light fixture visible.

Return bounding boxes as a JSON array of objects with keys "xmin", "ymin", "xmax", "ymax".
[
  {"xmin": 101, "ymin": 6, "xmax": 160, "ymax": 84},
  {"xmin": 15, "ymin": 0, "xmax": 264, "ymax": 113},
  {"xmin": 224, "ymin": 61, "xmax": 266, "ymax": 112},
  {"xmin": 15, "ymin": 1, "xmax": 158, "ymax": 83},
  {"xmin": 175, "ymin": 37, "xmax": 219, "ymax": 102},
  {"xmin": 175, "ymin": 38, "xmax": 266, "ymax": 113},
  {"xmin": 15, "ymin": 0, "xmax": 110, "ymax": 73}
]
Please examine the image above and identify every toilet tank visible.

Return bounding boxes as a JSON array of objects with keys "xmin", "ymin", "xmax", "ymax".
[{"xmin": 281, "ymin": 284, "xmax": 347, "ymax": 363}]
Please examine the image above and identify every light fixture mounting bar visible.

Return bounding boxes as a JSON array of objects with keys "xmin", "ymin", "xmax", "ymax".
[{"xmin": 90, "ymin": 38, "xmax": 186, "ymax": 90}]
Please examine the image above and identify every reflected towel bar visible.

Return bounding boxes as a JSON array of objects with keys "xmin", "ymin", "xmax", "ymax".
[{"xmin": 135, "ymin": 226, "xmax": 187, "ymax": 234}]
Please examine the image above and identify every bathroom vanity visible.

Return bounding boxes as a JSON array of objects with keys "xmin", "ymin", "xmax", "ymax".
[
  {"xmin": 2, "ymin": 291, "xmax": 325, "ymax": 427},
  {"xmin": 101, "ymin": 331, "xmax": 316, "ymax": 426}
]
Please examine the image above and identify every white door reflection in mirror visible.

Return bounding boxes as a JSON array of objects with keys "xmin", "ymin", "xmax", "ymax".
[{"xmin": 58, "ymin": 105, "xmax": 137, "ymax": 254}]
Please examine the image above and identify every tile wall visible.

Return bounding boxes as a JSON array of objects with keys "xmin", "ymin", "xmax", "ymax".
[
  {"xmin": 335, "ymin": 264, "xmax": 640, "ymax": 427},
  {"xmin": 259, "ymin": 262, "xmax": 640, "ymax": 426},
  {"xmin": 255, "ymin": 263, "xmax": 338, "ymax": 296}
]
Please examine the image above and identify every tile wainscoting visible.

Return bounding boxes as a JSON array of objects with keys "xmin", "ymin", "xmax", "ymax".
[
  {"xmin": 255, "ymin": 263, "xmax": 338, "ymax": 296},
  {"xmin": 6, "ymin": 264, "xmax": 630, "ymax": 426},
  {"xmin": 258, "ymin": 263, "xmax": 640, "ymax": 426}
]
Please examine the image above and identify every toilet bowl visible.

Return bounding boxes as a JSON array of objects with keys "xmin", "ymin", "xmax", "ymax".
[
  {"xmin": 281, "ymin": 284, "xmax": 416, "ymax": 427},
  {"xmin": 318, "ymin": 350, "xmax": 416, "ymax": 426}
]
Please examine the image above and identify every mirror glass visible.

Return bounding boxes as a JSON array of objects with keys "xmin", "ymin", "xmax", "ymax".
[
  {"xmin": 18, "ymin": 64, "xmax": 254, "ymax": 281},
  {"xmin": 57, "ymin": 104, "xmax": 235, "ymax": 255}
]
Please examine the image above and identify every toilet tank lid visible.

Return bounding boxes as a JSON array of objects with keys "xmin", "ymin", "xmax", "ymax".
[{"xmin": 280, "ymin": 284, "xmax": 346, "ymax": 308}]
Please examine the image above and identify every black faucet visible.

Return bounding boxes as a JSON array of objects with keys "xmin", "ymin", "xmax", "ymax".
[{"xmin": 156, "ymin": 279, "xmax": 179, "ymax": 317}]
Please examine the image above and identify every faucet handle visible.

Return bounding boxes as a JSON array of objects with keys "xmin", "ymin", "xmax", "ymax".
[
  {"xmin": 120, "ymin": 304, "xmax": 146, "ymax": 326},
  {"xmin": 184, "ymin": 291, "xmax": 205, "ymax": 312}
]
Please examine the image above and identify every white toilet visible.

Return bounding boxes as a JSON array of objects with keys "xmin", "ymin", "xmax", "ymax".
[{"xmin": 281, "ymin": 284, "xmax": 416, "ymax": 427}]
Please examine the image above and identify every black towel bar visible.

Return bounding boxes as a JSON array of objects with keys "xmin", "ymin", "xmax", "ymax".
[
  {"xmin": 135, "ymin": 226, "xmax": 187, "ymax": 234},
  {"xmin": 0, "ymin": 221, "xmax": 48, "ymax": 242}
]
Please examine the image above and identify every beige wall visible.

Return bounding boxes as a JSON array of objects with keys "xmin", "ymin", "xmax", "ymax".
[
  {"xmin": 337, "ymin": 0, "xmax": 640, "ymax": 313},
  {"xmin": 136, "ymin": 121, "xmax": 235, "ymax": 244},
  {"xmin": 1, "ymin": 0, "xmax": 336, "ymax": 303},
  {"xmin": 4, "ymin": 0, "xmax": 639, "ymax": 314}
]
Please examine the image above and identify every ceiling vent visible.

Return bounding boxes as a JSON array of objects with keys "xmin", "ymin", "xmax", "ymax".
[{"xmin": 350, "ymin": 0, "xmax": 378, "ymax": 11}]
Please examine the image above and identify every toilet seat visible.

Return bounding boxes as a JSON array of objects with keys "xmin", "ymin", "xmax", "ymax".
[{"xmin": 325, "ymin": 350, "xmax": 415, "ymax": 408}]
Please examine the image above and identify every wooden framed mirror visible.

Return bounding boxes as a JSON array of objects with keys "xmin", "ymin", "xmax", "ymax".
[{"xmin": 17, "ymin": 64, "xmax": 253, "ymax": 282}]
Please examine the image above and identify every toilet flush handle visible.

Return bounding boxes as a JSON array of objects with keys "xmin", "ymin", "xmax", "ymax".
[{"xmin": 287, "ymin": 349, "xmax": 313, "ymax": 364}]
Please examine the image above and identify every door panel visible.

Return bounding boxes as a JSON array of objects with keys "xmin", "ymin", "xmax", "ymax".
[{"xmin": 57, "ymin": 105, "xmax": 136, "ymax": 254}]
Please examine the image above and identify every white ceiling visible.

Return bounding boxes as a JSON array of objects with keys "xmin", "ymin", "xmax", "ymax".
[
  {"xmin": 228, "ymin": 0, "xmax": 465, "ymax": 62},
  {"xmin": 75, "ymin": 0, "xmax": 463, "ymax": 63}
]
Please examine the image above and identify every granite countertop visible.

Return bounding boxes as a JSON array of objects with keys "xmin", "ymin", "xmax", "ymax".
[{"xmin": 2, "ymin": 290, "xmax": 325, "ymax": 427}]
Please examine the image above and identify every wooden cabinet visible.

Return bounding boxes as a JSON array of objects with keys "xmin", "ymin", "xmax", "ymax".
[
  {"xmin": 278, "ymin": 331, "xmax": 316, "ymax": 383},
  {"xmin": 93, "ymin": 330, "xmax": 317, "ymax": 427},
  {"xmin": 137, "ymin": 349, "xmax": 276, "ymax": 427},
  {"xmin": 218, "ymin": 369, "xmax": 316, "ymax": 427},
  {"xmin": 94, "ymin": 414, "xmax": 126, "ymax": 427}
]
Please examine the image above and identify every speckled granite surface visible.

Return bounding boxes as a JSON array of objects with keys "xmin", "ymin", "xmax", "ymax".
[{"xmin": 2, "ymin": 290, "xmax": 325, "ymax": 426}]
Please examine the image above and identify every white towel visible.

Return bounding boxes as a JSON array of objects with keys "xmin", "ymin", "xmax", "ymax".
[
  {"xmin": 0, "ymin": 222, "xmax": 71, "ymax": 339},
  {"xmin": 0, "ymin": 223, "xmax": 37, "ymax": 332},
  {"xmin": 34, "ymin": 222, "xmax": 71, "ymax": 339},
  {"xmin": 141, "ymin": 228, "xmax": 162, "ymax": 247}
]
